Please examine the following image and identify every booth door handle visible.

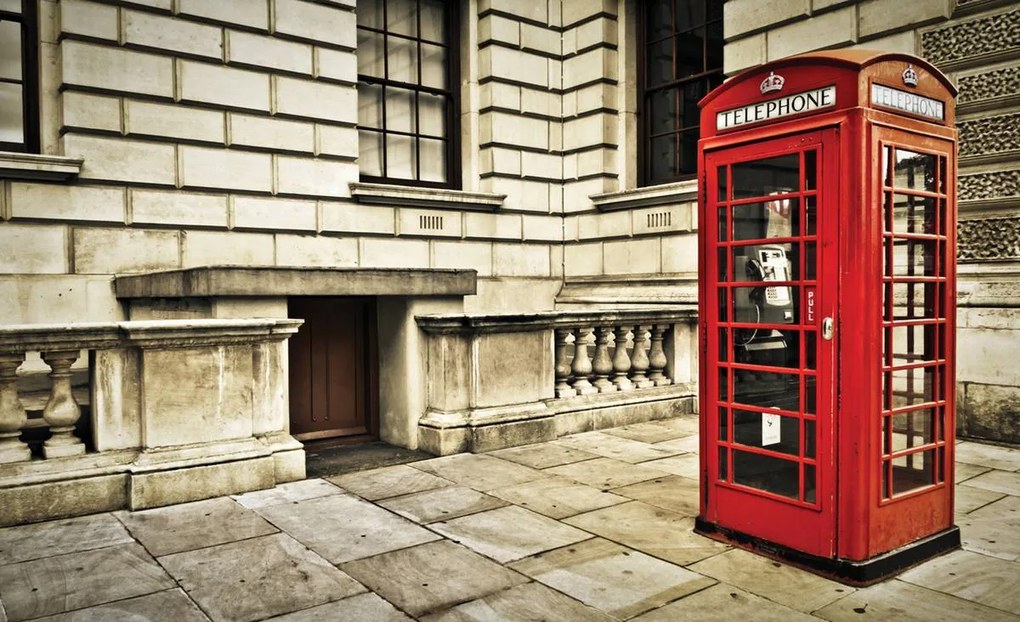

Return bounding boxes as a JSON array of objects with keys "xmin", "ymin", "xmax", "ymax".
[{"xmin": 822, "ymin": 317, "xmax": 834, "ymax": 340}]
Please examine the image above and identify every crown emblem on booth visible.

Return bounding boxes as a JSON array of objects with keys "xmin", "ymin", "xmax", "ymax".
[
  {"xmin": 759, "ymin": 71, "xmax": 785, "ymax": 94},
  {"xmin": 902, "ymin": 64, "xmax": 919, "ymax": 87}
]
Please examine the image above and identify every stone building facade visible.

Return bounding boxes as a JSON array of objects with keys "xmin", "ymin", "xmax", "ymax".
[{"xmin": 0, "ymin": 0, "xmax": 1016, "ymax": 522}]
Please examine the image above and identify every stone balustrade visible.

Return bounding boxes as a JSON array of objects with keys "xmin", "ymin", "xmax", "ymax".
[
  {"xmin": 0, "ymin": 318, "xmax": 303, "ymax": 526},
  {"xmin": 416, "ymin": 308, "xmax": 697, "ymax": 455}
]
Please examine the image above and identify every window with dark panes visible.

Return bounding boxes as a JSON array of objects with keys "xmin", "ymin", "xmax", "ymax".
[
  {"xmin": 357, "ymin": 0, "xmax": 458, "ymax": 187},
  {"xmin": 0, "ymin": 0, "xmax": 38, "ymax": 153},
  {"xmin": 640, "ymin": 0, "xmax": 723, "ymax": 185}
]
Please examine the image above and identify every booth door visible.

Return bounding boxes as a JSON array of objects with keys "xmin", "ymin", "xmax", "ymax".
[
  {"xmin": 288, "ymin": 297, "xmax": 377, "ymax": 442},
  {"xmin": 704, "ymin": 129, "xmax": 839, "ymax": 556}
]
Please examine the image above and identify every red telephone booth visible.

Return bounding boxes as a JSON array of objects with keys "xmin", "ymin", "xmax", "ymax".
[{"xmin": 695, "ymin": 50, "xmax": 958, "ymax": 584}]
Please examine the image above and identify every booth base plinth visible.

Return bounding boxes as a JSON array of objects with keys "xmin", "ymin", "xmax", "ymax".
[{"xmin": 694, "ymin": 517, "xmax": 960, "ymax": 586}]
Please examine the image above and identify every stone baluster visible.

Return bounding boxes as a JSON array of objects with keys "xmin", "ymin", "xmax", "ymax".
[
  {"xmin": 41, "ymin": 351, "xmax": 85, "ymax": 459},
  {"xmin": 630, "ymin": 325, "xmax": 654, "ymax": 389},
  {"xmin": 647, "ymin": 324, "xmax": 672, "ymax": 386},
  {"xmin": 554, "ymin": 328, "xmax": 577, "ymax": 398},
  {"xmin": 591, "ymin": 325, "xmax": 617, "ymax": 393},
  {"xmin": 0, "ymin": 354, "xmax": 31, "ymax": 464},
  {"xmin": 611, "ymin": 325, "xmax": 634, "ymax": 391},
  {"xmin": 570, "ymin": 327, "xmax": 598, "ymax": 395}
]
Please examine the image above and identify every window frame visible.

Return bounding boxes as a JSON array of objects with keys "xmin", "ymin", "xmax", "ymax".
[
  {"xmin": 637, "ymin": 0, "xmax": 723, "ymax": 187},
  {"xmin": 356, "ymin": 0, "xmax": 461, "ymax": 190},
  {"xmin": 0, "ymin": 0, "xmax": 39, "ymax": 154}
]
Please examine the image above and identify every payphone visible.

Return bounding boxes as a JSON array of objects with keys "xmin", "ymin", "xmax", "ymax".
[{"xmin": 696, "ymin": 50, "xmax": 958, "ymax": 584}]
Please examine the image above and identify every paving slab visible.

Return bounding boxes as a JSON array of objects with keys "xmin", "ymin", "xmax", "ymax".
[
  {"xmin": 232, "ymin": 479, "xmax": 343, "ymax": 509},
  {"xmin": 30, "ymin": 588, "xmax": 207, "ymax": 622},
  {"xmin": 255, "ymin": 492, "xmax": 440, "ymax": 564},
  {"xmin": 630, "ymin": 582, "xmax": 819, "ymax": 622},
  {"xmin": 328, "ymin": 465, "xmax": 454, "ymax": 501},
  {"xmin": 602, "ymin": 418, "xmax": 698, "ymax": 444},
  {"xmin": 509, "ymin": 538, "xmax": 715, "ymax": 619},
  {"xmin": 0, "ymin": 513, "xmax": 133, "ymax": 566},
  {"xmin": 611, "ymin": 474, "xmax": 700, "ymax": 517},
  {"xmin": 378, "ymin": 486, "xmax": 506, "ymax": 523},
  {"xmin": 421, "ymin": 580, "xmax": 616, "ymax": 622},
  {"xmin": 957, "ymin": 496, "xmax": 1020, "ymax": 561},
  {"xmin": 955, "ymin": 483, "xmax": 1005, "ymax": 515},
  {"xmin": 813, "ymin": 579, "xmax": 1019, "ymax": 622},
  {"xmin": 960, "ymin": 469, "xmax": 1020, "ymax": 496},
  {"xmin": 955, "ymin": 462, "xmax": 993, "ymax": 484},
  {"xmin": 412, "ymin": 454, "xmax": 548, "ymax": 491},
  {"xmin": 688, "ymin": 548, "xmax": 853, "ymax": 613},
  {"xmin": 429, "ymin": 505, "xmax": 591, "ymax": 563},
  {"xmin": 899, "ymin": 549, "xmax": 1020, "ymax": 615},
  {"xmin": 968, "ymin": 493, "xmax": 1020, "ymax": 520},
  {"xmin": 653, "ymin": 433, "xmax": 701, "ymax": 453},
  {"xmin": 554, "ymin": 432, "xmax": 679, "ymax": 464},
  {"xmin": 0, "ymin": 543, "xmax": 174, "ymax": 621},
  {"xmin": 159, "ymin": 533, "xmax": 364, "ymax": 622},
  {"xmin": 640, "ymin": 453, "xmax": 701, "ymax": 479},
  {"xmin": 340, "ymin": 540, "xmax": 527, "ymax": 618},
  {"xmin": 115, "ymin": 497, "xmax": 278, "ymax": 557},
  {"xmin": 565, "ymin": 501, "xmax": 727, "ymax": 566},
  {"xmin": 267, "ymin": 592, "xmax": 413, "ymax": 621},
  {"xmin": 546, "ymin": 457, "xmax": 669, "ymax": 490},
  {"xmin": 488, "ymin": 476, "xmax": 627, "ymax": 519},
  {"xmin": 955, "ymin": 442, "xmax": 1020, "ymax": 472},
  {"xmin": 487, "ymin": 443, "xmax": 600, "ymax": 470}
]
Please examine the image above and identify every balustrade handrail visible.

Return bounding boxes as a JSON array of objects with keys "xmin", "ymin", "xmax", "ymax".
[
  {"xmin": 0, "ymin": 318, "xmax": 304, "ymax": 354},
  {"xmin": 416, "ymin": 307, "xmax": 697, "ymax": 334}
]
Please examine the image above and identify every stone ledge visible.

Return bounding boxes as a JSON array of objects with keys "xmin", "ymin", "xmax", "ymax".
[
  {"xmin": 115, "ymin": 266, "xmax": 478, "ymax": 298},
  {"xmin": 0, "ymin": 152, "xmax": 83, "ymax": 181},
  {"xmin": 350, "ymin": 182, "xmax": 506, "ymax": 211},
  {"xmin": 591, "ymin": 179, "xmax": 698, "ymax": 211}
]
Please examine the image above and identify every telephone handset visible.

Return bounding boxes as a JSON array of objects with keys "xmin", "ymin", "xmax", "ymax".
[{"xmin": 747, "ymin": 246, "xmax": 792, "ymax": 306}]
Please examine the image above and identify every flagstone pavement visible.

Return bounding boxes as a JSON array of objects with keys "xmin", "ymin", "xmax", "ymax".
[{"xmin": 1, "ymin": 415, "xmax": 1019, "ymax": 621}]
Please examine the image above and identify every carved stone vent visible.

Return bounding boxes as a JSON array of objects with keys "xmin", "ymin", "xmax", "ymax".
[{"xmin": 958, "ymin": 217, "xmax": 1020, "ymax": 261}]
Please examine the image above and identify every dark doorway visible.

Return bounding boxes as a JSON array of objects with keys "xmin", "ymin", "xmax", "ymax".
[{"xmin": 288, "ymin": 297, "xmax": 378, "ymax": 443}]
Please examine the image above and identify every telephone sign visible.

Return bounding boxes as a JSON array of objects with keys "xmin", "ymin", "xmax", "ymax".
[{"xmin": 696, "ymin": 50, "xmax": 959, "ymax": 585}]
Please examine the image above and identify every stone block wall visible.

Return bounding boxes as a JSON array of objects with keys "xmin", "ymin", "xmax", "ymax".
[{"xmin": 721, "ymin": 0, "xmax": 1020, "ymax": 443}]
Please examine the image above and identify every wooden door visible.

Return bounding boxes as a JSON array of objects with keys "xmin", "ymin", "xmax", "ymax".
[{"xmin": 288, "ymin": 297, "xmax": 377, "ymax": 442}]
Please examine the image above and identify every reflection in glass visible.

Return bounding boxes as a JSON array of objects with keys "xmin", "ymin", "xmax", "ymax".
[
  {"xmin": 887, "ymin": 323, "xmax": 936, "ymax": 366},
  {"xmin": 734, "ymin": 409, "xmax": 800, "ymax": 457},
  {"xmin": 651, "ymin": 89, "xmax": 677, "ymax": 135},
  {"xmin": 388, "ymin": 36, "xmax": 418, "ymax": 83},
  {"xmin": 888, "ymin": 282, "xmax": 937, "ymax": 320},
  {"xmin": 889, "ymin": 238, "xmax": 936, "ymax": 277},
  {"xmin": 732, "ymin": 198, "xmax": 799, "ymax": 240},
  {"xmin": 733, "ymin": 450, "xmax": 798, "ymax": 499},
  {"xmin": 894, "ymin": 149, "xmax": 936, "ymax": 191},
  {"xmin": 387, "ymin": 0, "xmax": 417, "ymax": 36},
  {"xmin": 717, "ymin": 288, "xmax": 728, "ymax": 321},
  {"xmin": 891, "ymin": 408, "xmax": 934, "ymax": 451},
  {"xmin": 890, "ymin": 194, "xmax": 936, "ymax": 234},
  {"xmin": 892, "ymin": 449, "xmax": 935, "ymax": 495},
  {"xmin": 0, "ymin": 21, "xmax": 22, "ymax": 81},
  {"xmin": 804, "ymin": 464, "xmax": 816, "ymax": 503},
  {"xmin": 887, "ymin": 366, "xmax": 936, "ymax": 408},
  {"xmin": 732, "ymin": 154, "xmax": 799, "ymax": 199},
  {"xmin": 733, "ymin": 370, "xmax": 799, "ymax": 411},
  {"xmin": 386, "ymin": 87, "xmax": 415, "ymax": 133},
  {"xmin": 358, "ymin": 130, "xmax": 382, "ymax": 177},
  {"xmin": 357, "ymin": 30, "xmax": 385, "ymax": 78},
  {"xmin": 717, "ymin": 248, "xmax": 728, "ymax": 281},
  {"xmin": 418, "ymin": 93, "xmax": 445, "ymax": 137},
  {"xmin": 805, "ymin": 195, "xmax": 817, "ymax": 235},
  {"xmin": 419, "ymin": 138, "xmax": 446, "ymax": 182},
  {"xmin": 805, "ymin": 419, "xmax": 816, "ymax": 458},
  {"xmin": 717, "ymin": 207, "xmax": 727, "ymax": 241},
  {"xmin": 717, "ymin": 165, "xmax": 728, "ymax": 202},
  {"xmin": 386, "ymin": 133, "xmax": 415, "ymax": 179},
  {"xmin": 421, "ymin": 43, "xmax": 447, "ymax": 88},
  {"xmin": 718, "ymin": 406, "xmax": 728, "ymax": 441},
  {"xmin": 647, "ymin": 38, "xmax": 673, "ymax": 86},
  {"xmin": 651, "ymin": 134, "xmax": 676, "ymax": 182},
  {"xmin": 718, "ymin": 328, "xmax": 728, "ymax": 362},
  {"xmin": 0, "ymin": 82, "xmax": 23, "ymax": 143},
  {"xmin": 420, "ymin": 0, "xmax": 446, "ymax": 42},
  {"xmin": 804, "ymin": 150, "xmax": 817, "ymax": 190},
  {"xmin": 358, "ymin": 83, "xmax": 383, "ymax": 128},
  {"xmin": 719, "ymin": 366, "xmax": 728, "ymax": 400}
]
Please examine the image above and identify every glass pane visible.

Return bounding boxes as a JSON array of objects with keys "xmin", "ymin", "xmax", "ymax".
[
  {"xmin": 734, "ymin": 409, "xmax": 800, "ymax": 457},
  {"xmin": 421, "ymin": 42, "xmax": 447, "ymax": 89},
  {"xmin": 358, "ymin": 82, "xmax": 382, "ymax": 128},
  {"xmin": 734, "ymin": 329, "xmax": 799, "ymax": 369},
  {"xmin": 650, "ymin": 134, "xmax": 676, "ymax": 181},
  {"xmin": 891, "ymin": 194, "xmax": 936, "ymax": 234},
  {"xmin": 890, "ymin": 238, "xmax": 936, "ymax": 277},
  {"xmin": 0, "ymin": 80, "xmax": 22, "ymax": 143},
  {"xmin": 706, "ymin": 20, "xmax": 723, "ymax": 69},
  {"xmin": 718, "ymin": 366, "xmax": 728, "ymax": 400},
  {"xmin": 805, "ymin": 419, "xmax": 816, "ymax": 458},
  {"xmin": 386, "ymin": 133, "xmax": 416, "ymax": 179},
  {"xmin": 733, "ymin": 370, "xmax": 799, "ymax": 411},
  {"xmin": 357, "ymin": 30, "xmax": 385, "ymax": 78},
  {"xmin": 733, "ymin": 243, "xmax": 799, "ymax": 282},
  {"xmin": 718, "ymin": 446, "xmax": 728, "ymax": 480},
  {"xmin": 733, "ymin": 450, "xmax": 799, "ymax": 499},
  {"xmin": 387, "ymin": 0, "xmax": 417, "ymax": 37},
  {"xmin": 732, "ymin": 199, "xmax": 799, "ymax": 240},
  {"xmin": 887, "ymin": 324, "xmax": 936, "ymax": 366},
  {"xmin": 357, "ymin": 0, "xmax": 383, "ymax": 27},
  {"xmin": 718, "ymin": 328, "xmax": 728, "ymax": 361},
  {"xmin": 889, "ymin": 282, "xmax": 937, "ymax": 320},
  {"xmin": 732, "ymin": 154, "xmax": 799, "ymax": 200},
  {"xmin": 805, "ymin": 331, "xmax": 816, "ymax": 370},
  {"xmin": 676, "ymin": 0, "xmax": 706, "ymax": 28},
  {"xmin": 717, "ymin": 288, "xmax": 727, "ymax": 321},
  {"xmin": 385, "ymin": 87, "xmax": 415, "ymax": 133},
  {"xmin": 358, "ymin": 130, "xmax": 382, "ymax": 177},
  {"xmin": 894, "ymin": 149, "xmax": 936, "ymax": 192},
  {"xmin": 889, "ymin": 366, "xmax": 936, "ymax": 408},
  {"xmin": 0, "ymin": 21, "xmax": 21, "ymax": 81},
  {"xmin": 680, "ymin": 129, "xmax": 698, "ymax": 176},
  {"xmin": 804, "ymin": 375, "xmax": 816, "ymax": 414},
  {"xmin": 804, "ymin": 463, "xmax": 816, "ymax": 503},
  {"xmin": 718, "ymin": 406, "xmax": 728, "ymax": 441},
  {"xmin": 891, "ymin": 408, "xmax": 934, "ymax": 451},
  {"xmin": 420, "ymin": 0, "xmax": 446, "ymax": 42},
  {"xmin": 387, "ymin": 35, "xmax": 417, "ymax": 83},
  {"xmin": 732, "ymin": 284, "xmax": 798, "ymax": 325},
  {"xmin": 882, "ymin": 145, "xmax": 892, "ymax": 187},
  {"xmin": 418, "ymin": 92, "xmax": 445, "ymax": 137},
  {"xmin": 646, "ymin": 38, "xmax": 673, "ymax": 87},
  {"xmin": 805, "ymin": 195, "xmax": 817, "ymax": 235},
  {"xmin": 647, "ymin": 0, "xmax": 673, "ymax": 41},
  {"xmin": 892, "ymin": 449, "xmax": 936, "ymax": 495},
  {"xmin": 419, "ymin": 137, "xmax": 446, "ymax": 182},
  {"xmin": 0, "ymin": 1, "xmax": 22, "ymax": 14},
  {"xmin": 676, "ymin": 28, "xmax": 703, "ymax": 77},
  {"xmin": 805, "ymin": 242, "xmax": 816, "ymax": 280},
  {"xmin": 717, "ymin": 165, "xmax": 727, "ymax": 202},
  {"xmin": 804, "ymin": 150, "xmax": 817, "ymax": 190},
  {"xmin": 650, "ymin": 89, "xmax": 678, "ymax": 135},
  {"xmin": 717, "ymin": 206, "xmax": 726, "ymax": 241}
]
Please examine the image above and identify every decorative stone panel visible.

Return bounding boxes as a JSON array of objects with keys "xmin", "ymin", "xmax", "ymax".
[
  {"xmin": 920, "ymin": 10, "xmax": 1020, "ymax": 66},
  {"xmin": 958, "ymin": 113, "xmax": 1020, "ymax": 158},
  {"xmin": 959, "ymin": 169, "xmax": 1020, "ymax": 201},
  {"xmin": 957, "ymin": 217, "xmax": 1020, "ymax": 261},
  {"xmin": 957, "ymin": 66, "xmax": 1020, "ymax": 105}
]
